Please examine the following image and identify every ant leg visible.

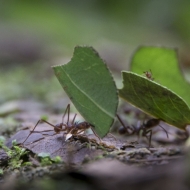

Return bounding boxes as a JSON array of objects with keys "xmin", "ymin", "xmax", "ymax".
[
  {"xmin": 71, "ymin": 114, "xmax": 77, "ymax": 125},
  {"xmin": 128, "ymin": 125, "xmax": 135, "ymax": 134},
  {"xmin": 158, "ymin": 125, "xmax": 169, "ymax": 138},
  {"xmin": 90, "ymin": 126, "xmax": 101, "ymax": 142},
  {"xmin": 117, "ymin": 114, "xmax": 134, "ymax": 134},
  {"xmin": 117, "ymin": 114, "xmax": 127, "ymax": 129},
  {"xmin": 137, "ymin": 130, "xmax": 141, "ymax": 143},
  {"xmin": 66, "ymin": 104, "xmax": 70, "ymax": 125},
  {"xmin": 67, "ymin": 128, "xmax": 83, "ymax": 136},
  {"xmin": 69, "ymin": 126, "xmax": 86, "ymax": 136},
  {"xmin": 22, "ymin": 119, "xmax": 61, "ymax": 145},
  {"xmin": 75, "ymin": 129, "xmax": 86, "ymax": 135},
  {"xmin": 64, "ymin": 127, "xmax": 76, "ymax": 141},
  {"xmin": 184, "ymin": 129, "xmax": 189, "ymax": 139},
  {"xmin": 67, "ymin": 126, "xmax": 75, "ymax": 134},
  {"xmin": 64, "ymin": 128, "xmax": 84, "ymax": 142},
  {"xmin": 107, "ymin": 133, "xmax": 117, "ymax": 141},
  {"xmin": 41, "ymin": 119, "xmax": 60, "ymax": 129},
  {"xmin": 62, "ymin": 104, "xmax": 77, "ymax": 126},
  {"xmin": 61, "ymin": 104, "xmax": 70, "ymax": 125},
  {"xmin": 22, "ymin": 119, "xmax": 42, "ymax": 144},
  {"xmin": 144, "ymin": 130, "xmax": 152, "ymax": 147}
]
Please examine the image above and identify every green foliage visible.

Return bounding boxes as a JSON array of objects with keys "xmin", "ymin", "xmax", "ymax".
[
  {"xmin": 0, "ymin": 139, "xmax": 31, "ymax": 169},
  {"xmin": 119, "ymin": 72, "xmax": 190, "ymax": 129},
  {"xmin": 40, "ymin": 115, "xmax": 49, "ymax": 121},
  {"xmin": 0, "ymin": 136, "xmax": 9, "ymax": 152},
  {"xmin": 0, "ymin": 139, "xmax": 62, "ymax": 170},
  {"xmin": 51, "ymin": 156, "xmax": 62, "ymax": 163},
  {"xmin": 53, "ymin": 46, "xmax": 118, "ymax": 138},
  {"xmin": 53, "ymin": 45, "xmax": 190, "ymax": 133},
  {"xmin": 117, "ymin": 46, "xmax": 190, "ymax": 129},
  {"xmin": 175, "ymin": 1, "xmax": 190, "ymax": 43},
  {"xmin": 0, "ymin": 66, "xmax": 63, "ymax": 104},
  {"xmin": 131, "ymin": 47, "xmax": 190, "ymax": 107},
  {"xmin": 0, "ymin": 136, "xmax": 6, "ymax": 144},
  {"xmin": 7, "ymin": 145, "xmax": 31, "ymax": 169},
  {"xmin": 38, "ymin": 152, "xmax": 62, "ymax": 166}
]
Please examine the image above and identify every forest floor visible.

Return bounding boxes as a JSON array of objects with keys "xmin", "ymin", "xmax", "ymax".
[{"xmin": 0, "ymin": 99, "xmax": 189, "ymax": 190}]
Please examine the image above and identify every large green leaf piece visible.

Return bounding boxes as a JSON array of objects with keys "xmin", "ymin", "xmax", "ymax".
[
  {"xmin": 130, "ymin": 46, "xmax": 190, "ymax": 107},
  {"xmin": 52, "ymin": 46, "xmax": 118, "ymax": 138},
  {"xmin": 119, "ymin": 72, "xmax": 190, "ymax": 129}
]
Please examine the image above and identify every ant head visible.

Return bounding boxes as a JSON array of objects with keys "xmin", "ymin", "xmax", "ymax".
[
  {"xmin": 145, "ymin": 119, "xmax": 160, "ymax": 128},
  {"xmin": 54, "ymin": 123, "xmax": 62, "ymax": 133},
  {"xmin": 118, "ymin": 126, "xmax": 127, "ymax": 134}
]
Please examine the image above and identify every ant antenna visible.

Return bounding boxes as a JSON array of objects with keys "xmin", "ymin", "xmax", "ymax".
[
  {"xmin": 116, "ymin": 114, "xmax": 127, "ymax": 130},
  {"xmin": 61, "ymin": 104, "xmax": 77, "ymax": 126},
  {"xmin": 71, "ymin": 114, "xmax": 77, "ymax": 125},
  {"xmin": 23, "ymin": 104, "xmax": 73, "ymax": 145},
  {"xmin": 62, "ymin": 104, "xmax": 70, "ymax": 125},
  {"xmin": 22, "ymin": 119, "xmax": 58, "ymax": 144},
  {"xmin": 116, "ymin": 114, "xmax": 133, "ymax": 134},
  {"xmin": 88, "ymin": 125, "xmax": 101, "ymax": 141},
  {"xmin": 158, "ymin": 124, "xmax": 169, "ymax": 138}
]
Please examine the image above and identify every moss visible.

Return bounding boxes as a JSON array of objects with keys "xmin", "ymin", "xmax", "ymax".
[
  {"xmin": 38, "ymin": 153, "xmax": 62, "ymax": 166},
  {"xmin": 0, "ymin": 139, "xmax": 31, "ymax": 169}
]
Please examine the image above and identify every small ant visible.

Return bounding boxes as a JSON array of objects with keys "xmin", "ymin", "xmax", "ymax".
[
  {"xmin": 117, "ymin": 114, "xmax": 168, "ymax": 147},
  {"xmin": 143, "ymin": 69, "xmax": 154, "ymax": 80},
  {"xmin": 22, "ymin": 104, "xmax": 100, "ymax": 144}
]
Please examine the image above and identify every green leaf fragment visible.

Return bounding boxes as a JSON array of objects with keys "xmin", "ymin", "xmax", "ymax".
[
  {"xmin": 119, "ymin": 71, "xmax": 190, "ymax": 129},
  {"xmin": 52, "ymin": 46, "xmax": 118, "ymax": 137},
  {"xmin": 131, "ymin": 46, "xmax": 190, "ymax": 107}
]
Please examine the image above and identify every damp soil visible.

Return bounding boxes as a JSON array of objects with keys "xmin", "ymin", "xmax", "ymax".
[{"xmin": 0, "ymin": 100, "xmax": 190, "ymax": 190}]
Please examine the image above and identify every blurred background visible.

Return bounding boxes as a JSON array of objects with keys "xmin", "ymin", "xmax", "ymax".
[{"xmin": 1, "ymin": 0, "xmax": 190, "ymax": 108}]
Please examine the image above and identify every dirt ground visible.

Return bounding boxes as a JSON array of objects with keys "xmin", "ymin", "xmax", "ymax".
[{"xmin": 0, "ymin": 99, "xmax": 190, "ymax": 190}]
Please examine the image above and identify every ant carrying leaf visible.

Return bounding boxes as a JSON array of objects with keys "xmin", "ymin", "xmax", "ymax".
[
  {"xmin": 143, "ymin": 69, "xmax": 154, "ymax": 80},
  {"xmin": 117, "ymin": 114, "xmax": 168, "ymax": 147},
  {"xmin": 22, "ymin": 104, "xmax": 101, "ymax": 145}
]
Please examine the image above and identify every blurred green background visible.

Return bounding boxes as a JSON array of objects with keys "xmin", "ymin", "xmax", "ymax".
[{"xmin": 1, "ymin": 0, "xmax": 190, "ymax": 106}]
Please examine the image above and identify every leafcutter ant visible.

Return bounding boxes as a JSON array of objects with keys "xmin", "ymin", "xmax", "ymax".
[
  {"xmin": 117, "ymin": 114, "xmax": 168, "ymax": 147},
  {"xmin": 143, "ymin": 69, "xmax": 154, "ymax": 80},
  {"xmin": 22, "ymin": 104, "xmax": 100, "ymax": 145}
]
